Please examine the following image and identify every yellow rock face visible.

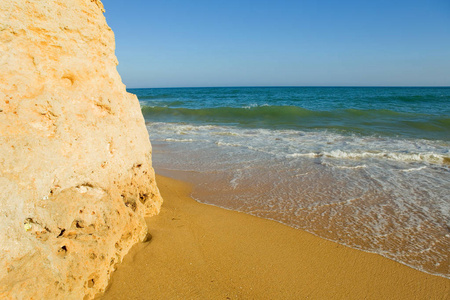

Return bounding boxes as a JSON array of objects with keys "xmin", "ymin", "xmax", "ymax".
[{"xmin": 0, "ymin": 0, "xmax": 162, "ymax": 298}]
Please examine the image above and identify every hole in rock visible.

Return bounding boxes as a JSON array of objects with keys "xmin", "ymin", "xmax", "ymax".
[
  {"xmin": 139, "ymin": 193, "xmax": 148, "ymax": 204},
  {"xmin": 61, "ymin": 74, "xmax": 75, "ymax": 86},
  {"xmin": 87, "ymin": 279, "xmax": 95, "ymax": 288},
  {"xmin": 74, "ymin": 220, "xmax": 84, "ymax": 229},
  {"xmin": 57, "ymin": 245, "xmax": 68, "ymax": 257},
  {"xmin": 125, "ymin": 200, "xmax": 137, "ymax": 212}
]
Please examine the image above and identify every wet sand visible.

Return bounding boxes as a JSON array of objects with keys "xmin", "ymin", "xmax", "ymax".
[{"xmin": 101, "ymin": 175, "xmax": 449, "ymax": 299}]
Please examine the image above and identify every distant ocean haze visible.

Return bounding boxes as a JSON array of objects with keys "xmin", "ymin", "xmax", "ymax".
[{"xmin": 132, "ymin": 87, "xmax": 450, "ymax": 278}]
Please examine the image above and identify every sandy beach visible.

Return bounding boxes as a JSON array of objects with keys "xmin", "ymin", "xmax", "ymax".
[
  {"xmin": 101, "ymin": 175, "xmax": 449, "ymax": 299},
  {"xmin": 2, "ymin": 1, "xmax": 448, "ymax": 298}
]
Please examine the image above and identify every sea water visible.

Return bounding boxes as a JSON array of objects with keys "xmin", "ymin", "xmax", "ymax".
[{"xmin": 131, "ymin": 87, "xmax": 450, "ymax": 278}]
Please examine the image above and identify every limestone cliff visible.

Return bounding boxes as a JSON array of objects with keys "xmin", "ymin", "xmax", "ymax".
[{"xmin": 0, "ymin": 0, "xmax": 162, "ymax": 298}]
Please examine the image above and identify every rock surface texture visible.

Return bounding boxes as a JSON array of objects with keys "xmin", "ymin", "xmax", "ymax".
[{"xmin": 0, "ymin": 0, "xmax": 162, "ymax": 298}]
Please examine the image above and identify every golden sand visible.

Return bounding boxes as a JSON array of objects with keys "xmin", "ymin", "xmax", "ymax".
[{"xmin": 101, "ymin": 175, "xmax": 449, "ymax": 299}]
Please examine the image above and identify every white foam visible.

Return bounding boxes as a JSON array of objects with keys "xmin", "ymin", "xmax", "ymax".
[
  {"xmin": 400, "ymin": 166, "xmax": 428, "ymax": 172},
  {"xmin": 164, "ymin": 138, "xmax": 195, "ymax": 142},
  {"xmin": 215, "ymin": 141, "xmax": 241, "ymax": 147},
  {"xmin": 147, "ymin": 121, "xmax": 450, "ymax": 278},
  {"xmin": 322, "ymin": 150, "xmax": 448, "ymax": 165}
]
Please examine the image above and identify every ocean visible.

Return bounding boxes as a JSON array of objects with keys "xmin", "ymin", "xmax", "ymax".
[{"xmin": 131, "ymin": 86, "xmax": 450, "ymax": 278}]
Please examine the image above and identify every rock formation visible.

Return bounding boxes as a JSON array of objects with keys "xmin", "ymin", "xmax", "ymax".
[{"xmin": 0, "ymin": 0, "xmax": 162, "ymax": 298}]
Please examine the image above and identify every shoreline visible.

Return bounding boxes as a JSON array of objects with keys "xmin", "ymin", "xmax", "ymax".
[
  {"xmin": 150, "ymin": 168, "xmax": 450, "ymax": 280},
  {"xmin": 101, "ymin": 175, "xmax": 449, "ymax": 299}
]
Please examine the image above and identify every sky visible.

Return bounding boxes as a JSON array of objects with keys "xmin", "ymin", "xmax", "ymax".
[{"xmin": 104, "ymin": 0, "xmax": 450, "ymax": 88}]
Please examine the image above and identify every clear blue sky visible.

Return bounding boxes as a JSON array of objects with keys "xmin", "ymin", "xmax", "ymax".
[{"xmin": 104, "ymin": 0, "xmax": 450, "ymax": 88}]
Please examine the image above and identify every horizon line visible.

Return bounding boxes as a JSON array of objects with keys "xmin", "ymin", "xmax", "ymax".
[{"xmin": 126, "ymin": 85, "xmax": 450, "ymax": 89}]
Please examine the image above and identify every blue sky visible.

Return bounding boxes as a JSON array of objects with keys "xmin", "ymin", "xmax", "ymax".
[{"xmin": 104, "ymin": 0, "xmax": 450, "ymax": 88}]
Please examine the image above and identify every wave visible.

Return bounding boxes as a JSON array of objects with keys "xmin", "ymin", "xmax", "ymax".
[
  {"xmin": 142, "ymin": 105, "xmax": 420, "ymax": 120},
  {"xmin": 164, "ymin": 138, "xmax": 194, "ymax": 142},
  {"xmin": 141, "ymin": 105, "xmax": 449, "ymax": 140},
  {"xmin": 147, "ymin": 122, "xmax": 450, "ymax": 167},
  {"xmin": 147, "ymin": 115, "xmax": 450, "ymax": 278},
  {"xmin": 288, "ymin": 150, "xmax": 449, "ymax": 165},
  {"xmin": 436, "ymin": 117, "xmax": 450, "ymax": 127}
]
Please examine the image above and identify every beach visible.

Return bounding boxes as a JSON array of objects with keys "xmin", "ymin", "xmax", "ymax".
[
  {"xmin": 2, "ymin": 1, "xmax": 448, "ymax": 298},
  {"xmin": 140, "ymin": 87, "xmax": 450, "ymax": 278},
  {"xmin": 101, "ymin": 175, "xmax": 449, "ymax": 299}
]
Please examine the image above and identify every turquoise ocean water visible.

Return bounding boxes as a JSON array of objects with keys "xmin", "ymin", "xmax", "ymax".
[{"xmin": 132, "ymin": 87, "xmax": 450, "ymax": 278}]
